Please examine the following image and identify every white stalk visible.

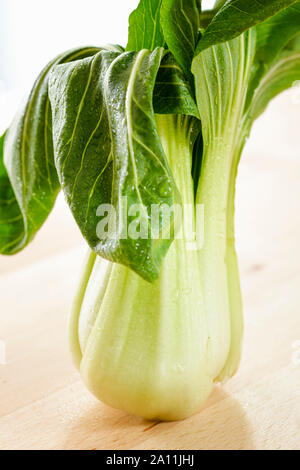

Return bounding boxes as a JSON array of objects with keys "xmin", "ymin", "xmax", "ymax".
[{"xmin": 69, "ymin": 115, "xmax": 213, "ymax": 421}]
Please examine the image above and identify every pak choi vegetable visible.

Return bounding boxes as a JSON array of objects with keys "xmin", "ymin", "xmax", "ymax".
[{"xmin": 1, "ymin": 0, "xmax": 299, "ymax": 421}]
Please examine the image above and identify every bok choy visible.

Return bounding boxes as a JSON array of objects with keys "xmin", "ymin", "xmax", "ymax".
[{"xmin": 1, "ymin": 0, "xmax": 299, "ymax": 421}]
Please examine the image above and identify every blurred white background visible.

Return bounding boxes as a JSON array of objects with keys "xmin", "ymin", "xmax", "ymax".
[{"xmin": 0, "ymin": 0, "xmax": 138, "ymax": 131}]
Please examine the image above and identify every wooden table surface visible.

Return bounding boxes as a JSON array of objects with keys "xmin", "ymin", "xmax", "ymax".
[{"xmin": 0, "ymin": 92, "xmax": 299, "ymax": 450}]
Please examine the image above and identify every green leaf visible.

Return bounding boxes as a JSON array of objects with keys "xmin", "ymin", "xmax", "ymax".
[
  {"xmin": 0, "ymin": 131, "xmax": 25, "ymax": 254},
  {"xmin": 286, "ymin": 34, "xmax": 300, "ymax": 52},
  {"xmin": 199, "ymin": 9, "xmax": 217, "ymax": 29},
  {"xmin": 153, "ymin": 52, "xmax": 199, "ymax": 117},
  {"xmin": 255, "ymin": 2, "xmax": 300, "ymax": 64},
  {"xmin": 245, "ymin": 5, "xmax": 300, "ymax": 114},
  {"xmin": 0, "ymin": 47, "xmax": 100, "ymax": 255},
  {"xmin": 49, "ymin": 48, "xmax": 179, "ymax": 283},
  {"xmin": 195, "ymin": 0, "xmax": 298, "ymax": 55},
  {"xmin": 249, "ymin": 50, "xmax": 300, "ymax": 120},
  {"xmin": 199, "ymin": 1, "xmax": 227, "ymax": 28},
  {"xmin": 160, "ymin": 0, "xmax": 201, "ymax": 82},
  {"xmin": 126, "ymin": 0, "xmax": 165, "ymax": 51},
  {"xmin": 214, "ymin": 0, "xmax": 226, "ymax": 8}
]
